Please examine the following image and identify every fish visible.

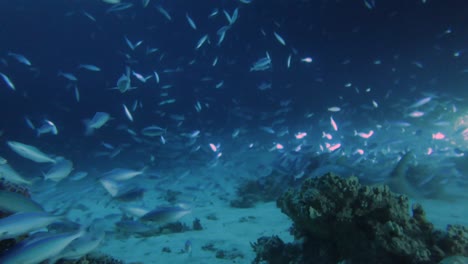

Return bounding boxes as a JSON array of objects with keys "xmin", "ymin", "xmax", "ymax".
[
  {"xmin": 7, "ymin": 52, "xmax": 32, "ymax": 66},
  {"xmin": 120, "ymin": 205, "xmax": 150, "ymax": 217},
  {"xmin": 0, "ymin": 163, "xmax": 32, "ymax": 185},
  {"xmin": 77, "ymin": 64, "xmax": 101, "ymax": 72},
  {"xmin": 408, "ymin": 110, "xmax": 425, "ymax": 118},
  {"xmin": 156, "ymin": 6, "xmax": 172, "ymax": 21},
  {"xmin": 142, "ymin": 0, "xmax": 150, "ymax": 8},
  {"xmin": 84, "ymin": 112, "xmax": 110, "ymax": 135},
  {"xmin": 158, "ymin": 98, "xmax": 176, "ymax": 105},
  {"xmin": 186, "ymin": 13, "xmax": 197, "ymax": 30},
  {"xmin": 330, "ymin": 116, "xmax": 338, "ymax": 131},
  {"xmin": 153, "ymin": 71, "xmax": 160, "ymax": 83},
  {"xmin": 36, "ymin": 120, "xmax": 58, "ymax": 137},
  {"xmin": 132, "ymin": 71, "xmax": 151, "ymax": 83},
  {"xmin": 409, "ymin": 96, "xmax": 432, "ymax": 108},
  {"xmin": 52, "ymin": 228, "xmax": 105, "ymax": 261},
  {"xmin": 209, "ymin": 8, "xmax": 219, "ymax": 17},
  {"xmin": 123, "ymin": 104, "xmax": 133, "ymax": 122},
  {"xmin": 301, "ymin": 57, "xmax": 313, "ymax": 63},
  {"xmin": 43, "ymin": 157, "xmax": 73, "ymax": 182},
  {"xmin": 327, "ymin": 106, "xmax": 341, "ymax": 112},
  {"xmin": 101, "ymin": 167, "xmax": 146, "ymax": 181},
  {"xmin": 0, "ymin": 72, "xmax": 15, "ymax": 91},
  {"xmin": 0, "ymin": 229, "xmax": 84, "ymax": 264},
  {"xmin": 250, "ymin": 56, "xmax": 272, "ymax": 71},
  {"xmin": 217, "ymin": 30, "xmax": 226, "ymax": 45},
  {"xmin": 99, "ymin": 178, "xmax": 121, "ymax": 198},
  {"xmin": 0, "ymin": 190, "xmax": 44, "ymax": 213},
  {"xmin": 195, "ymin": 34, "xmax": 209, "ymax": 49},
  {"xmin": 74, "ymin": 85, "xmax": 80, "ymax": 102},
  {"xmin": 112, "ymin": 68, "xmax": 136, "ymax": 93},
  {"xmin": 106, "ymin": 2, "xmax": 133, "ymax": 13},
  {"xmin": 273, "ymin": 32, "xmax": 286, "ymax": 46},
  {"xmin": 57, "ymin": 71, "xmax": 78, "ymax": 81},
  {"xmin": 82, "ymin": 11, "xmax": 96, "ymax": 21},
  {"xmin": 140, "ymin": 204, "xmax": 192, "ymax": 224},
  {"xmin": 24, "ymin": 116, "xmax": 35, "ymax": 130},
  {"xmin": 354, "ymin": 130, "xmax": 374, "ymax": 139},
  {"xmin": 99, "ymin": 178, "xmax": 145, "ymax": 201},
  {"xmin": 141, "ymin": 125, "xmax": 166, "ymax": 137},
  {"xmin": 125, "ymin": 36, "xmax": 143, "ymax": 50},
  {"xmin": 0, "ymin": 212, "xmax": 63, "ymax": 240},
  {"xmin": 69, "ymin": 171, "xmax": 88, "ymax": 181},
  {"xmin": 223, "ymin": 8, "xmax": 239, "ymax": 25},
  {"xmin": 259, "ymin": 126, "xmax": 275, "ymax": 134},
  {"xmin": 364, "ymin": 0, "xmax": 375, "ymax": 9},
  {"xmin": 7, "ymin": 141, "xmax": 56, "ymax": 163}
]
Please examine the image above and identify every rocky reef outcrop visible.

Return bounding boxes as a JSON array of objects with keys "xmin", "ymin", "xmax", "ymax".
[{"xmin": 252, "ymin": 173, "xmax": 467, "ymax": 264}]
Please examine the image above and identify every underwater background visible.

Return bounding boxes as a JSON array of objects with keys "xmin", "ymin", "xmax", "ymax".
[{"xmin": 0, "ymin": 0, "xmax": 467, "ymax": 263}]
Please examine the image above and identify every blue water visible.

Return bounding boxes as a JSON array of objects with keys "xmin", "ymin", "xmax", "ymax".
[{"xmin": 0, "ymin": 0, "xmax": 467, "ymax": 263}]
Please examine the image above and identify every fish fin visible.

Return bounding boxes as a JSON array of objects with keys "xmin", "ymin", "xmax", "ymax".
[{"xmin": 83, "ymin": 119, "xmax": 94, "ymax": 136}]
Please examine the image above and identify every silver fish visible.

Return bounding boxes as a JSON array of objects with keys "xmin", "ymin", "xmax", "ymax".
[
  {"xmin": 141, "ymin": 125, "xmax": 166, "ymax": 137},
  {"xmin": 84, "ymin": 112, "xmax": 110, "ymax": 135},
  {"xmin": 0, "ymin": 72, "xmax": 15, "ymax": 91},
  {"xmin": 36, "ymin": 120, "xmax": 58, "ymax": 137},
  {"xmin": 7, "ymin": 52, "xmax": 32, "ymax": 66},
  {"xmin": 69, "ymin": 171, "xmax": 88, "ymax": 181},
  {"xmin": 0, "ymin": 229, "xmax": 84, "ymax": 264},
  {"xmin": 186, "ymin": 13, "xmax": 197, "ymax": 30},
  {"xmin": 0, "ymin": 212, "xmax": 62, "ymax": 240},
  {"xmin": 53, "ymin": 228, "xmax": 105, "ymax": 261},
  {"xmin": 7, "ymin": 141, "xmax": 56, "ymax": 163},
  {"xmin": 140, "ymin": 204, "xmax": 191, "ymax": 224},
  {"xmin": 78, "ymin": 64, "xmax": 101, "ymax": 72},
  {"xmin": 0, "ymin": 163, "xmax": 32, "ymax": 185},
  {"xmin": 58, "ymin": 71, "xmax": 78, "ymax": 81},
  {"xmin": 101, "ymin": 167, "xmax": 145, "ymax": 181},
  {"xmin": 43, "ymin": 157, "xmax": 73, "ymax": 182},
  {"xmin": 0, "ymin": 190, "xmax": 44, "ymax": 213}
]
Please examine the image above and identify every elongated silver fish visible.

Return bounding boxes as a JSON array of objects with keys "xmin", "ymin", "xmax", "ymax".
[
  {"xmin": 140, "ymin": 204, "xmax": 191, "ymax": 224},
  {"xmin": 43, "ymin": 157, "xmax": 73, "ymax": 182},
  {"xmin": 102, "ymin": 167, "xmax": 145, "ymax": 181},
  {"xmin": 0, "ymin": 190, "xmax": 44, "ymax": 213},
  {"xmin": 141, "ymin": 125, "xmax": 166, "ymax": 137},
  {"xmin": 52, "ymin": 228, "xmax": 105, "ymax": 261},
  {"xmin": 0, "ymin": 72, "xmax": 15, "ymax": 91},
  {"xmin": 84, "ymin": 112, "xmax": 110, "ymax": 135},
  {"xmin": 0, "ymin": 163, "xmax": 32, "ymax": 185},
  {"xmin": 78, "ymin": 64, "xmax": 101, "ymax": 72},
  {"xmin": 0, "ymin": 229, "xmax": 84, "ymax": 264},
  {"xmin": 7, "ymin": 52, "xmax": 32, "ymax": 66},
  {"xmin": 7, "ymin": 141, "xmax": 56, "ymax": 163},
  {"xmin": 0, "ymin": 212, "xmax": 62, "ymax": 240}
]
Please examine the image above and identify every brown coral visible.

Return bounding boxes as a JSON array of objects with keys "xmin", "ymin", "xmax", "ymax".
[{"xmin": 275, "ymin": 173, "xmax": 468, "ymax": 264}]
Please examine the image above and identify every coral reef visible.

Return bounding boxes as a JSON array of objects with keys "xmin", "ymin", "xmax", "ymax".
[
  {"xmin": 56, "ymin": 254, "xmax": 124, "ymax": 264},
  {"xmin": 253, "ymin": 173, "xmax": 467, "ymax": 264},
  {"xmin": 251, "ymin": 236, "xmax": 301, "ymax": 264}
]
